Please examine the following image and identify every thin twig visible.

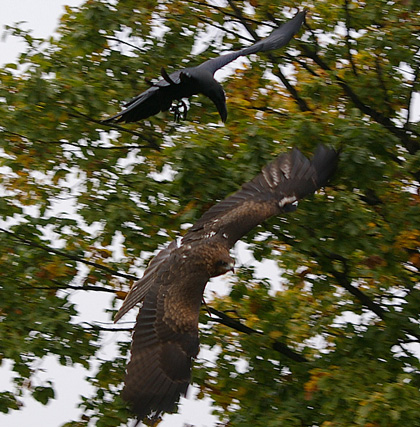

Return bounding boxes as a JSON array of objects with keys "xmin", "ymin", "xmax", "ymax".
[
  {"xmin": 0, "ymin": 227, "xmax": 138, "ymax": 281},
  {"xmin": 343, "ymin": 0, "xmax": 359, "ymax": 76},
  {"xmin": 105, "ymin": 36, "xmax": 145, "ymax": 53},
  {"xmin": 69, "ymin": 110, "xmax": 161, "ymax": 151}
]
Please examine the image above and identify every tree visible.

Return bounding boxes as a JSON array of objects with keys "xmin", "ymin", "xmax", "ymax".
[{"xmin": 0, "ymin": 0, "xmax": 419, "ymax": 426}]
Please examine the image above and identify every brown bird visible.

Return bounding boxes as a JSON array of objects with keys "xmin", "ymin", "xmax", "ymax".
[{"xmin": 115, "ymin": 145, "xmax": 338, "ymax": 423}]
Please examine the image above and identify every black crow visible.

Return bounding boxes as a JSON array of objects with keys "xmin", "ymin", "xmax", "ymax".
[{"xmin": 103, "ymin": 10, "xmax": 306, "ymax": 124}]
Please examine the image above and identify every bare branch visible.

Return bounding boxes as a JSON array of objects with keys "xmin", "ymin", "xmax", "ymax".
[
  {"xmin": 83, "ymin": 322, "xmax": 133, "ymax": 332},
  {"xmin": 374, "ymin": 54, "xmax": 392, "ymax": 114},
  {"xmin": 196, "ymin": 16, "xmax": 254, "ymax": 45},
  {"xmin": 226, "ymin": 0, "xmax": 259, "ymax": 40},
  {"xmin": 324, "ymin": 253, "xmax": 385, "ymax": 319},
  {"xmin": 187, "ymin": 0, "xmax": 266, "ymax": 28},
  {"xmin": 0, "ymin": 227, "xmax": 138, "ymax": 281},
  {"xmin": 206, "ymin": 307, "xmax": 308, "ymax": 363},
  {"xmin": 105, "ymin": 36, "xmax": 145, "ymax": 53},
  {"xmin": 343, "ymin": 0, "xmax": 359, "ymax": 76},
  {"xmin": 301, "ymin": 44, "xmax": 420, "ymax": 153},
  {"xmin": 1, "ymin": 129, "xmax": 153, "ymax": 152},
  {"xmin": 68, "ymin": 110, "xmax": 161, "ymax": 151},
  {"xmin": 269, "ymin": 55, "xmax": 311, "ymax": 112}
]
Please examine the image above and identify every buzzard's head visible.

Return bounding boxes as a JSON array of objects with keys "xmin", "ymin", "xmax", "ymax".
[{"xmin": 211, "ymin": 255, "xmax": 235, "ymax": 277}]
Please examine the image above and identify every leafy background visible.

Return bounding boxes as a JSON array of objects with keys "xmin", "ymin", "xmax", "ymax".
[{"xmin": 0, "ymin": 0, "xmax": 420, "ymax": 426}]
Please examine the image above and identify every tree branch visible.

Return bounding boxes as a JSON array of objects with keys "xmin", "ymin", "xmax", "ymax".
[
  {"xmin": 207, "ymin": 307, "xmax": 308, "ymax": 363},
  {"xmin": 105, "ymin": 36, "xmax": 145, "ymax": 53},
  {"xmin": 327, "ymin": 253, "xmax": 385, "ymax": 319},
  {"xmin": 268, "ymin": 55, "xmax": 311, "ymax": 112},
  {"xmin": 68, "ymin": 110, "xmax": 161, "ymax": 151},
  {"xmin": 301, "ymin": 45, "xmax": 420, "ymax": 153},
  {"xmin": 226, "ymin": 0, "xmax": 259, "ymax": 40},
  {"xmin": 1, "ymin": 129, "xmax": 80, "ymax": 148},
  {"xmin": 188, "ymin": 0, "xmax": 266, "ymax": 29},
  {"xmin": 374, "ymin": 54, "xmax": 392, "ymax": 115},
  {"xmin": 83, "ymin": 322, "xmax": 133, "ymax": 332},
  {"xmin": 196, "ymin": 16, "xmax": 254, "ymax": 45},
  {"xmin": 55, "ymin": 280, "xmax": 119, "ymax": 293},
  {"xmin": 0, "ymin": 227, "xmax": 138, "ymax": 281},
  {"xmin": 343, "ymin": 0, "xmax": 359, "ymax": 76},
  {"xmin": 1, "ymin": 129, "xmax": 153, "ymax": 152}
]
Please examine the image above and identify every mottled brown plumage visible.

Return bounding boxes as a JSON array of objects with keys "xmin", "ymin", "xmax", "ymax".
[{"xmin": 115, "ymin": 145, "xmax": 338, "ymax": 423}]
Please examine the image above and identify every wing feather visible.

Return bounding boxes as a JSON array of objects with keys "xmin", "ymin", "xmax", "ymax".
[
  {"xmin": 121, "ymin": 247, "xmax": 207, "ymax": 421},
  {"xmin": 241, "ymin": 10, "xmax": 307, "ymax": 56},
  {"xmin": 102, "ymin": 71, "xmax": 183, "ymax": 123},
  {"xmin": 197, "ymin": 11, "xmax": 306, "ymax": 75},
  {"xmin": 183, "ymin": 145, "xmax": 337, "ymax": 247},
  {"xmin": 114, "ymin": 240, "xmax": 178, "ymax": 322}
]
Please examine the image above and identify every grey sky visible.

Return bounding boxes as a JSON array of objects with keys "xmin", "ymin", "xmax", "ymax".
[{"xmin": 0, "ymin": 2, "xmax": 219, "ymax": 426}]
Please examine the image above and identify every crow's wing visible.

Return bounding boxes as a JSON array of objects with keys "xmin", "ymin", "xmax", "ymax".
[
  {"xmin": 196, "ymin": 50, "xmax": 251, "ymax": 76},
  {"xmin": 240, "ymin": 10, "xmax": 307, "ymax": 56},
  {"xmin": 198, "ymin": 10, "xmax": 306, "ymax": 75},
  {"xmin": 183, "ymin": 145, "xmax": 337, "ymax": 248},
  {"xmin": 121, "ymin": 244, "xmax": 209, "ymax": 421},
  {"xmin": 102, "ymin": 70, "xmax": 184, "ymax": 123}
]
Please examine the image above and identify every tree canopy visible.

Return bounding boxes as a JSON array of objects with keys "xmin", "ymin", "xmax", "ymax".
[{"xmin": 1, "ymin": 0, "xmax": 419, "ymax": 426}]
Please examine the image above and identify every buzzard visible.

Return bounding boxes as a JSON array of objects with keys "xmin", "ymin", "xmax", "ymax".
[
  {"xmin": 102, "ymin": 10, "xmax": 306, "ymax": 124},
  {"xmin": 115, "ymin": 144, "xmax": 338, "ymax": 423}
]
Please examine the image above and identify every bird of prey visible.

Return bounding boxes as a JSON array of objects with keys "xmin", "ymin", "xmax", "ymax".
[
  {"xmin": 115, "ymin": 145, "xmax": 338, "ymax": 423},
  {"xmin": 102, "ymin": 10, "xmax": 306, "ymax": 124}
]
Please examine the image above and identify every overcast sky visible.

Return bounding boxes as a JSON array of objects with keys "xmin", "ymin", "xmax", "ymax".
[
  {"xmin": 0, "ymin": 2, "xmax": 221, "ymax": 426},
  {"xmin": 1, "ymin": 2, "xmax": 419, "ymax": 427}
]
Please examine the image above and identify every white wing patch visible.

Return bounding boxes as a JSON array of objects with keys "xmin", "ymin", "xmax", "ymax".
[{"xmin": 279, "ymin": 195, "xmax": 297, "ymax": 207}]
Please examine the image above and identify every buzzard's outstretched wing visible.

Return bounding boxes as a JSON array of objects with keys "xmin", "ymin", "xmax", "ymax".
[
  {"xmin": 114, "ymin": 240, "xmax": 178, "ymax": 322},
  {"xmin": 122, "ymin": 243, "xmax": 207, "ymax": 421},
  {"xmin": 183, "ymin": 145, "xmax": 337, "ymax": 248},
  {"xmin": 115, "ymin": 145, "xmax": 337, "ymax": 423}
]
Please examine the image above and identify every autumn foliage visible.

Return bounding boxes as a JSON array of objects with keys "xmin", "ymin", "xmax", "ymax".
[{"xmin": 1, "ymin": 1, "xmax": 420, "ymax": 426}]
